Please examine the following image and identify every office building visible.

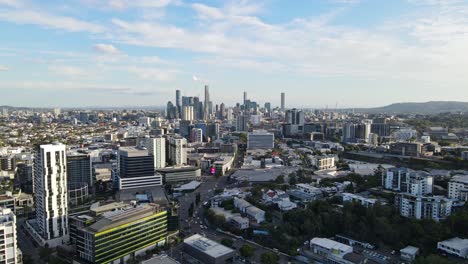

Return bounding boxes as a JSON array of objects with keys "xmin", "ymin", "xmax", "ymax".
[
  {"xmin": 371, "ymin": 123, "xmax": 391, "ymax": 137},
  {"xmin": 147, "ymin": 137, "xmax": 166, "ymax": 169},
  {"xmin": 179, "ymin": 120, "xmax": 192, "ymax": 139},
  {"xmin": 243, "ymin": 92, "xmax": 247, "ymax": 107},
  {"xmin": 285, "ymin": 108, "xmax": 304, "ymax": 125},
  {"xmin": 182, "ymin": 105, "xmax": 194, "ymax": 121},
  {"xmin": 206, "ymin": 123, "xmax": 219, "ymax": 141},
  {"xmin": 383, "ymin": 168, "xmax": 433, "ymax": 195},
  {"xmin": 166, "ymin": 101, "xmax": 177, "ymax": 120},
  {"xmin": 395, "ymin": 193, "xmax": 452, "ymax": 221},
  {"xmin": 16, "ymin": 163, "xmax": 33, "ymax": 193},
  {"xmin": 190, "ymin": 128, "xmax": 203, "ymax": 143},
  {"xmin": 389, "ymin": 142, "xmax": 423, "ymax": 157},
  {"xmin": 67, "ymin": 152, "xmax": 92, "ymax": 190},
  {"xmin": 75, "ymin": 204, "xmax": 167, "ymax": 264},
  {"xmin": 183, "ymin": 234, "xmax": 236, "ymax": 264},
  {"xmin": 448, "ymin": 175, "xmax": 468, "ymax": 201},
  {"xmin": 118, "ymin": 147, "xmax": 162, "ymax": 190},
  {"xmin": 226, "ymin": 108, "xmax": 233, "ymax": 121},
  {"xmin": 355, "ymin": 122, "xmax": 371, "ymax": 143},
  {"xmin": 0, "ymin": 208, "xmax": 21, "ymax": 264},
  {"xmin": 204, "ymin": 85, "xmax": 210, "ymax": 121},
  {"xmin": 236, "ymin": 114, "xmax": 249, "ymax": 132},
  {"xmin": 281, "ymin": 92, "xmax": 285, "ymax": 111},
  {"xmin": 33, "ymin": 143, "xmax": 69, "ymax": 245},
  {"xmin": 437, "ymin": 238, "xmax": 468, "ymax": 259},
  {"xmin": 156, "ymin": 166, "xmax": 201, "ymax": 184},
  {"xmin": 218, "ymin": 103, "xmax": 225, "ymax": 120},
  {"xmin": 264, "ymin": 102, "xmax": 271, "ymax": 113},
  {"xmin": 176, "ymin": 89, "xmax": 181, "ymax": 118},
  {"xmin": 247, "ymin": 131, "xmax": 274, "ymax": 150},
  {"xmin": 342, "ymin": 123, "xmax": 357, "ymax": 143},
  {"xmin": 168, "ymin": 137, "xmax": 187, "ymax": 166}
]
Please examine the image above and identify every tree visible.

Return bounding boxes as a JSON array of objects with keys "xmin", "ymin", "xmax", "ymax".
[
  {"xmin": 261, "ymin": 252, "xmax": 279, "ymax": 264},
  {"xmin": 39, "ymin": 244, "xmax": 52, "ymax": 261},
  {"xmin": 240, "ymin": 244, "xmax": 255, "ymax": 259},
  {"xmin": 275, "ymin": 175, "xmax": 285, "ymax": 184},
  {"xmin": 221, "ymin": 238, "xmax": 234, "ymax": 248},
  {"xmin": 188, "ymin": 203, "xmax": 194, "ymax": 217},
  {"xmin": 414, "ymin": 255, "xmax": 455, "ymax": 264},
  {"xmin": 289, "ymin": 174, "xmax": 297, "ymax": 185}
]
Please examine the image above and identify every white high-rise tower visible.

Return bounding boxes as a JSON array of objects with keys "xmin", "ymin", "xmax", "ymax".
[
  {"xmin": 148, "ymin": 137, "xmax": 166, "ymax": 169},
  {"xmin": 34, "ymin": 143, "xmax": 69, "ymax": 245}
]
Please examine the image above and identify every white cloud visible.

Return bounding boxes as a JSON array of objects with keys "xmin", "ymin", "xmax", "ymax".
[
  {"xmin": 192, "ymin": 3, "xmax": 224, "ymax": 20},
  {"xmin": 0, "ymin": 65, "xmax": 9, "ymax": 71},
  {"xmin": 126, "ymin": 66, "xmax": 177, "ymax": 81},
  {"xmin": 0, "ymin": 0, "xmax": 20, "ymax": 7},
  {"xmin": 0, "ymin": 10, "xmax": 105, "ymax": 33},
  {"xmin": 48, "ymin": 65, "xmax": 86, "ymax": 77},
  {"xmin": 93, "ymin": 43, "xmax": 120, "ymax": 54},
  {"xmin": 107, "ymin": 0, "xmax": 173, "ymax": 10},
  {"xmin": 107, "ymin": 0, "xmax": 468, "ymax": 84}
]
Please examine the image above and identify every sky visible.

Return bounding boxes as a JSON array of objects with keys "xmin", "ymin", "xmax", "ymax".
[{"xmin": 0, "ymin": 0, "xmax": 468, "ymax": 108}]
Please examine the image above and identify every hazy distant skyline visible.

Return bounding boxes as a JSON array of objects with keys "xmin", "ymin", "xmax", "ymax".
[{"xmin": 1, "ymin": 0, "xmax": 468, "ymax": 108}]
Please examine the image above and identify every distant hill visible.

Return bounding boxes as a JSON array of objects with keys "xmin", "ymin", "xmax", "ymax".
[{"xmin": 356, "ymin": 101, "xmax": 468, "ymax": 114}]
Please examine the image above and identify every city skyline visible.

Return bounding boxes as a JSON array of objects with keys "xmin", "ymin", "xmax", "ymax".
[{"xmin": 1, "ymin": 0, "xmax": 468, "ymax": 107}]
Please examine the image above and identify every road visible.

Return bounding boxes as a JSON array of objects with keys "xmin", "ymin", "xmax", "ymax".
[
  {"xmin": 16, "ymin": 218, "xmax": 42, "ymax": 264},
  {"xmin": 174, "ymin": 170, "xmax": 289, "ymax": 263}
]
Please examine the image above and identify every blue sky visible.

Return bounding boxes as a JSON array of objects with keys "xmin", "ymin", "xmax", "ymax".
[{"xmin": 0, "ymin": 0, "xmax": 467, "ymax": 108}]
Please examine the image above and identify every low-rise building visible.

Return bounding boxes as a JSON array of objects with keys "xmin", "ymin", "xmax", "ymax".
[
  {"xmin": 400, "ymin": 246, "xmax": 419, "ymax": 262},
  {"xmin": 296, "ymin": 183, "xmax": 323, "ymax": 198},
  {"xmin": 309, "ymin": 155, "xmax": 336, "ymax": 171},
  {"xmin": 246, "ymin": 206, "xmax": 266, "ymax": 223},
  {"xmin": 230, "ymin": 216, "xmax": 249, "ymax": 230},
  {"xmin": 310, "ymin": 237, "xmax": 353, "ymax": 264},
  {"xmin": 342, "ymin": 193, "xmax": 377, "ymax": 208},
  {"xmin": 213, "ymin": 155, "xmax": 235, "ymax": 176},
  {"xmin": 156, "ymin": 166, "xmax": 201, "ymax": 184},
  {"xmin": 183, "ymin": 234, "xmax": 236, "ymax": 264},
  {"xmin": 437, "ymin": 237, "xmax": 468, "ymax": 259},
  {"xmin": 233, "ymin": 198, "xmax": 265, "ymax": 223}
]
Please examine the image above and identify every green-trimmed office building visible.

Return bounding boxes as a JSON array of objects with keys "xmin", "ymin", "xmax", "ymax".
[{"xmin": 75, "ymin": 204, "xmax": 167, "ymax": 264}]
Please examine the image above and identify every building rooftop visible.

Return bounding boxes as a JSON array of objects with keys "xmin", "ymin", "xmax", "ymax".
[
  {"xmin": 86, "ymin": 204, "xmax": 163, "ymax": 234},
  {"xmin": 184, "ymin": 234, "xmax": 235, "ymax": 258},
  {"xmin": 142, "ymin": 254, "xmax": 180, "ymax": 264},
  {"xmin": 119, "ymin": 147, "xmax": 149, "ymax": 157},
  {"xmin": 451, "ymin": 175, "xmax": 468, "ymax": 184},
  {"xmin": 438, "ymin": 237, "xmax": 468, "ymax": 250},
  {"xmin": 90, "ymin": 202, "xmax": 129, "ymax": 216},
  {"xmin": 311, "ymin": 237, "xmax": 353, "ymax": 254},
  {"xmin": 400, "ymin": 245, "xmax": 419, "ymax": 255},
  {"xmin": 156, "ymin": 166, "xmax": 200, "ymax": 173}
]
